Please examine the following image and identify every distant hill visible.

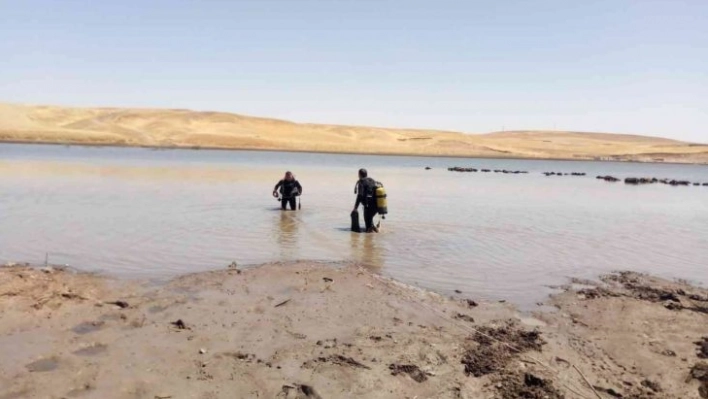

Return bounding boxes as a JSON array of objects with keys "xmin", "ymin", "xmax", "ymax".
[{"xmin": 1, "ymin": 102, "xmax": 706, "ymax": 163}]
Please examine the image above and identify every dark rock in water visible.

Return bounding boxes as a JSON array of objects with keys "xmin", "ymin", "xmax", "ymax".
[
  {"xmin": 625, "ymin": 177, "xmax": 657, "ymax": 185},
  {"xmin": 598, "ymin": 175, "xmax": 620, "ymax": 182},
  {"xmin": 448, "ymin": 167, "xmax": 478, "ymax": 173},
  {"xmin": 694, "ymin": 183, "xmax": 700, "ymax": 186},
  {"xmin": 703, "ymin": 183, "xmax": 708, "ymax": 186},
  {"xmin": 669, "ymin": 180, "xmax": 691, "ymax": 186},
  {"xmin": 425, "ymin": 167, "xmax": 431, "ymax": 170}
]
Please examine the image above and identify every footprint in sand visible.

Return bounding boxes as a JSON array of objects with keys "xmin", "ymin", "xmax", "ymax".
[
  {"xmin": 25, "ymin": 357, "xmax": 59, "ymax": 372},
  {"xmin": 71, "ymin": 321, "xmax": 105, "ymax": 335},
  {"xmin": 72, "ymin": 343, "xmax": 108, "ymax": 357}
]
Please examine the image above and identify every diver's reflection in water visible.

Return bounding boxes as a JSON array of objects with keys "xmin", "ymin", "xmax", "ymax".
[
  {"xmin": 274, "ymin": 211, "xmax": 299, "ymax": 259},
  {"xmin": 350, "ymin": 232, "xmax": 384, "ymax": 271}
]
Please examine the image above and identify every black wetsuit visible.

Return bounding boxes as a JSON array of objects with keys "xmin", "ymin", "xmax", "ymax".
[
  {"xmin": 274, "ymin": 179, "xmax": 302, "ymax": 210},
  {"xmin": 354, "ymin": 177, "xmax": 377, "ymax": 231}
]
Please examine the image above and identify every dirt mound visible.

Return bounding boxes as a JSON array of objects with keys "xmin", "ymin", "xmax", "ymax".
[
  {"xmin": 695, "ymin": 338, "xmax": 708, "ymax": 359},
  {"xmin": 388, "ymin": 364, "xmax": 428, "ymax": 383},
  {"xmin": 473, "ymin": 323, "xmax": 545, "ymax": 351},
  {"xmin": 303, "ymin": 355, "xmax": 370, "ymax": 370},
  {"xmin": 495, "ymin": 373, "xmax": 564, "ymax": 399},
  {"xmin": 462, "ymin": 322, "xmax": 545, "ymax": 377},
  {"xmin": 576, "ymin": 272, "xmax": 708, "ymax": 314},
  {"xmin": 689, "ymin": 362, "xmax": 708, "ymax": 398},
  {"xmin": 606, "ymin": 272, "xmax": 683, "ymax": 302}
]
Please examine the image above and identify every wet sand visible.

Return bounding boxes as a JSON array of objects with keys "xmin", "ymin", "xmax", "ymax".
[{"xmin": 1, "ymin": 262, "xmax": 707, "ymax": 399}]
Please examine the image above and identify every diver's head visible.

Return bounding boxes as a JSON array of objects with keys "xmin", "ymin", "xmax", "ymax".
[
  {"xmin": 284, "ymin": 171, "xmax": 294, "ymax": 180},
  {"xmin": 358, "ymin": 168, "xmax": 368, "ymax": 179}
]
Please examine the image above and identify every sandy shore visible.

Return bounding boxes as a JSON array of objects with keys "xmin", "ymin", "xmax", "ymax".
[
  {"xmin": 2, "ymin": 102, "xmax": 707, "ymax": 163},
  {"xmin": 1, "ymin": 262, "xmax": 707, "ymax": 399}
]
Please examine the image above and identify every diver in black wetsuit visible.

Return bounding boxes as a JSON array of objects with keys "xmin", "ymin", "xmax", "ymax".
[
  {"xmin": 273, "ymin": 171, "xmax": 302, "ymax": 210},
  {"xmin": 353, "ymin": 168, "xmax": 378, "ymax": 233}
]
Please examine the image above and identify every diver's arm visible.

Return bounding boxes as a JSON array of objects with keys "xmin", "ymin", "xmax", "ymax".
[
  {"xmin": 353, "ymin": 182, "xmax": 362, "ymax": 210},
  {"xmin": 273, "ymin": 180, "xmax": 283, "ymax": 195}
]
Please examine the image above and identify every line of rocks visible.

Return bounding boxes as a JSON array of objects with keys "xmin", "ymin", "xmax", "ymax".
[
  {"xmin": 446, "ymin": 167, "xmax": 707, "ymax": 187},
  {"xmin": 597, "ymin": 175, "xmax": 708, "ymax": 186},
  {"xmin": 624, "ymin": 177, "xmax": 707, "ymax": 186},
  {"xmin": 543, "ymin": 172, "xmax": 586, "ymax": 176},
  {"xmin": 596, "ymin": 175, "xmax": 621, "ymax": 182},
  {"xmin": 447, "ymin": 167, "xmax": 528, "ymax": 174}
]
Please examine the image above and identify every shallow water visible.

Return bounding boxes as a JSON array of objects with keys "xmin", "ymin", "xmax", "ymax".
[{"xmin": 1, "ymin": 144, "xmax": 707, "ymax": 305}]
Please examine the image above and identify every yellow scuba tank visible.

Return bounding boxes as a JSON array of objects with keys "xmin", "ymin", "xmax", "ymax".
[{"xmin": 375, "ymin": 185, "xmax": 388, "ymax": 216}]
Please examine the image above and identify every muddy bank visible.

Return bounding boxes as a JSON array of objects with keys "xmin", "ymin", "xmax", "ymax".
[{"xmin": 1, "ymin": 263, "xmax": 707, "ymax": 398}]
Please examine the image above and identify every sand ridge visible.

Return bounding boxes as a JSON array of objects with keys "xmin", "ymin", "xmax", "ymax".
[{"xmin": 1, "ymin": 102, "xmax": 707, "ymax": 163}]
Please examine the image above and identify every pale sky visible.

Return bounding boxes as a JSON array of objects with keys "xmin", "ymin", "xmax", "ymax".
[{"xmin": 1, "ymin": 0, "xmax": 707, "ymax": 142}]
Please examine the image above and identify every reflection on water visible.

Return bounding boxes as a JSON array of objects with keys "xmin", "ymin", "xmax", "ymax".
[
  {"xmin": 350, "ymin": 231, "xmax": 385, "ymax": 271},
  {"xmin": 274, "ymin": 211, "xmax": 299, "ymax": 258},
  {"xmin": 1, "ymin": 144, "xmax": 708, "ymax": 306}
]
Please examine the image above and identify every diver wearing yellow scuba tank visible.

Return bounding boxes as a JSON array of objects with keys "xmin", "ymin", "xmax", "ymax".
[{"xmin": 353, "ymin": 168, "xmax": 387, "ymax": 233}]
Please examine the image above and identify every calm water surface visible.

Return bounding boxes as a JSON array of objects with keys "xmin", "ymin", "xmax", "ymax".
[{"xmin": 1, "ymin": 144, "xmax": 707, "ymax": 305}]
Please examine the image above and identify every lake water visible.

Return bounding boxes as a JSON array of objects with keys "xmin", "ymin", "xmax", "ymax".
[{"xmin": 1, "ymin": 143, "xmax": 707, "ymax": 305}]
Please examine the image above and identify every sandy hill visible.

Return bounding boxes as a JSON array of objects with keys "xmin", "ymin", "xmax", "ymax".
[{"xmin": 1, "ymin": 102, "xmax": 706, "ymax": 163}]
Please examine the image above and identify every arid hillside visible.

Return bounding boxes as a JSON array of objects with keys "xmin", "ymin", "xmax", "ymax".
[{"xmin": 1, "ymin": 103, "xmax": 706, "ymax": 163}]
